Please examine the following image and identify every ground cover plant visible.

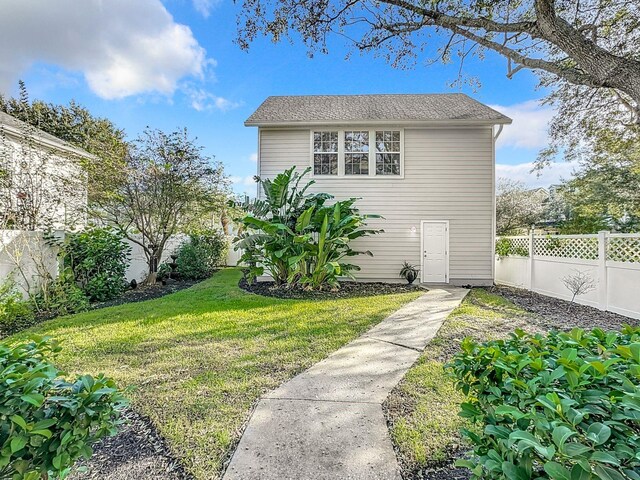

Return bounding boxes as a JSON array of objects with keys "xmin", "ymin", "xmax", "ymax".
[
  {"xmin": 0, "ymin": 337, "xmax": 127, "ymax": 479},
  {"xmin": 7, "ymin": 268, "xmax": 421, "ymax": 478},
  {"xmin": 451, "ymin": 327, "xmax": 640, "ymax": 480}
]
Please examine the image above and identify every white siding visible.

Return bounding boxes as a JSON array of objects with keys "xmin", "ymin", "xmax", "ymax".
[
  {"xmin": 0, "ymin": 134, "xmax": 87, "ymax": 230},
  {"xmin": 258, "ymin": 126, "xmax": 495, "ymax": 285}
]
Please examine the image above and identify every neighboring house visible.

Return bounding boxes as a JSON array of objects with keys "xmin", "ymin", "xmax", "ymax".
[
  {"xmin": 246, "ymin": 94, "xmax": 512, "ymax": 285},
  {"xmin": 0, "ymin": 111, "xmax": 90, "ymax": 230}
]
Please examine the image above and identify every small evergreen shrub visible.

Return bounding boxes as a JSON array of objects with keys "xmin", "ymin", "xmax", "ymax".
[
  {"xmin": 0, "ymin": 337, "xmax": 128, "ymax": 479},
  {"xmin": 0, "ymin": 281, "xmax": 35, "ymax": 337},
  {"xmin": 64, "ymin": 228, "xmax": 130, "ymax": 302},
  {"xmin": 175, "ymin": 230, "xmax": 228, "ymax": 280},
  {"xmin": 449, "ymin": 327, "xmax": 640, "ymax": 480}
]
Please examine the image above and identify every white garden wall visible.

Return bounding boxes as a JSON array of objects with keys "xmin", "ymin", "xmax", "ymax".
[
  {"xmin": 495, "ymin": 232, "xmax": 640, "ymax": 320},
  {"xmin": 124, "ymin": 234, "xmax": 187, "ymax": 283},
  {"xmin": 1, "ymin": 230, "xmax": 238, "ymax": 295},
  {"xmin": 0, "ymin": 230, "xmax": 62, "ymax": 297}
]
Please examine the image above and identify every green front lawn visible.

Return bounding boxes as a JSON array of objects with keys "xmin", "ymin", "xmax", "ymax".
[
  {"xmin": 8, "ymin": 269, "xmax": 421, "ymax": 478},
  {"xmin": 384, "ymin": 289, "xmax": 535, "ymax": 475}
]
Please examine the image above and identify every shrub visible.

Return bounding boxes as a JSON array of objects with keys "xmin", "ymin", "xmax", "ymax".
[
  {"xmin": 449, "ymin": 327, "xmax": 640, "ymax": 480},
  {"xmin": 175, "ymin": 230, "xmax": 228, "ymax": 280},
  {"xmin": 64, "ymin": 228, "xmax": 130, "ymax": 302},
  {"xmin": 0, "ymin": 337, "xmax": 128, "ymax": 479},
  {"xmin": 30, "ymin": 269, "xmax": 90, "ymax": 318},
  {"xmin": 0, "ymin": 281, "xmax": 35, "ymax": 337}
]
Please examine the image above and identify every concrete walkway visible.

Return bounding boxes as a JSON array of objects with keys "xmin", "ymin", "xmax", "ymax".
[{"xmin": 223, "ymin": 286, "xmax": 469, "ymax": 480}]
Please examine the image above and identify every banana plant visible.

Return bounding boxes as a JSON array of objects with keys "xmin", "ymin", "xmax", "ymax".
[
  {"xmin": 233, "ymin": 167, "xmax": 382, "ymax": 289},
  {"xmin": 298, "ymin": 201, "xmax": 382, "ymax": 289}
]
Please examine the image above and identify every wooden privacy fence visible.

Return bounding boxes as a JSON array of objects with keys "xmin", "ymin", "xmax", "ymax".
[{"xmin": 495, "ymin": 231, "xmax": 640, "ymax": 320}]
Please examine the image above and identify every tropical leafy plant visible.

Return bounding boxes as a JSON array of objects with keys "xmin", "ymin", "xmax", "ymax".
[
  {"xmin": 449, "ymin": 327, "xmax": 640, "ymax": 480},
  {"xmin": 234, "ymin": 167, "xmax": 381, "ymax": 289},
  {"xmin": 399, "ymin": 261, "xmax": 420, "ymax": 284},
  {"xmin": 0, "ymin": 337, "xmax": 128, "ymax": 479}
]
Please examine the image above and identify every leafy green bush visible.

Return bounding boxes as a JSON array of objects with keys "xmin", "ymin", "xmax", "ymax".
[
  {"xmin": 0, "ymin": 337, "xmax": 128, "ymax": 479},
  {"xmin": 30, "ymin": 269, "xmax": 90, "ymax": 319},
  {"xmin": 64, "ymin": 228, "xmax": 130, "ymax": 301},
  {"xmin": 449, "ymin": 327, "xmax": 640, "ymax": 480},
  {"xmin": 235, "ymin": 167, "xmax": 381, "ymax": 289},
  {"xmin": 175, "ymin": 230, "xmax": 228, "ymax": 280},
  {"xmin": 0, "ymin": 281, "xmax": 35, "ymax": 337}
]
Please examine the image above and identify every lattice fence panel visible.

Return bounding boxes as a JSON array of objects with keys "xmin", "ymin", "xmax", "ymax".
[
  {"xmin": 608, "ymin": 236, "xmax": 640, "ymax": 263},
  {"xmin": 496, "ymin": 236, "xmax": 529, "ymax": 256},
  {"xmin": 534, "ymin": 236, "xmax": 598, "ymax": 260}
]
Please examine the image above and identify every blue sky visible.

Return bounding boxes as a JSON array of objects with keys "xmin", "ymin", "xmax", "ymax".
[{"xmin": 0, "ymin": 0, "xmax": 575, "ymax": 194}]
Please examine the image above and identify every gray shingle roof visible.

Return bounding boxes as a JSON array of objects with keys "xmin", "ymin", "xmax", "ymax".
[
  {"xmin": 245, "ymin": 94, "xmax": 511, "ymax": 126},
  {"xmin": 0, "ymin": 110, "xmax": 92, "ymax": 157}
]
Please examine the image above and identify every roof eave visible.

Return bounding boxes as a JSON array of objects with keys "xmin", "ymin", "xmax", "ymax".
[
  {"xmin": 0, "ymin": 123, "xmax": 95, "ymax": 159},
  {"xmin": 245, "ymin": 117, "xmax": 513, "ymax": 127}
]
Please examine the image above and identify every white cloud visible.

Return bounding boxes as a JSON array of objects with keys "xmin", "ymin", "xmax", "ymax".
[
  {"xmin": 489, "ymin": 100, "xmax": 554, "ymax": 149},
  {"xmin": 230, "ymin": 175, "xmax": 257, "ymax": 187},
  {"xmin": 185, "ymin": 86, "xmax": 241, "ymax": 112},
  {"xmin": 249, "ymin": 153, "xmax": 258, "ymax": 162},
  {"xmin": 0, "ymin": 0, "xmax": 209, "ymax": 99},
  {"xmin": 192, "ymin": 0, "xmax": 220, "ymax": 18},
  {"xmin": 496, "ymin": 160, "xmax": 579, "ymax": 188}
]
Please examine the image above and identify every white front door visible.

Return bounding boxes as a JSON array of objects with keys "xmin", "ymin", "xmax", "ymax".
[{"xmin": 421, "ymin": 221, "xmax": 448, "ymax": 283}]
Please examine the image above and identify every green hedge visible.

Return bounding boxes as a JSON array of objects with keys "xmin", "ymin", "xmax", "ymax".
[{"xmin": 449, "ymin": 327, "xmax": 640, "ymax": 480}]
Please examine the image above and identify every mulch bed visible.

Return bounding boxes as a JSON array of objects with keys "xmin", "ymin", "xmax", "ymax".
[
  {"xmin": 239, "ymin": 277, "xmax": 424, "ymax": 299},
  {"xmin": 493, "ymin": 285, "xmax": 638, "ymax": 330},
  {"xmin": 91, "ymin": 279, "xmax": 200, "ymax": 310},
  {"xmin": 70, "ymin": 409, "xmax": 192, "ymax": 480}
]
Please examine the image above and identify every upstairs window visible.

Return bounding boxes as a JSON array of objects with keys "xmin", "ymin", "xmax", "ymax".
[
  {"xmin": 313, "ymin": 131, "xmax": 338, "ymax": 175},
  {"xmin": 375, "ymin": 130, "xmax": 401, "ymax": 175},
  {"xmin": 311, "ymin": 129, "xmax": 402, "ymax": 177},
  {"xmin": 344, "ymin": 131, "xmax": 369, "ymax": 175}
]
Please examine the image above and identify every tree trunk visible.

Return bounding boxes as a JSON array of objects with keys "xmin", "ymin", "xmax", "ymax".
[{"xmin": 534, "ymin": 0, "xmax": 640, "ymax": 111}]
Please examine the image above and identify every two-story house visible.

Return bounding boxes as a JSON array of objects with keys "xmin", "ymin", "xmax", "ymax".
[{"xmin": 245, "ymin": 94, "xmax": 511, "ymax": 285}]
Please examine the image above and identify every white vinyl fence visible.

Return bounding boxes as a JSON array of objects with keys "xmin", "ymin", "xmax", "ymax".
[
  {"xmin": 495, "ymin": 231, "xmax": 640, "ymax": 320},
  {"xmin": 1, "ymin": 229, "xmax": 239, "ymax": 296}
]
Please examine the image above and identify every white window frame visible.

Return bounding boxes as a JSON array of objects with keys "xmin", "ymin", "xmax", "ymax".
[
  {"xmin": 309, "ymin": 128, "xmax": 404, "ymax": 179},
  {"xmin": 311, "ymin": 131, "xmax": 340, "ymax": 176}
]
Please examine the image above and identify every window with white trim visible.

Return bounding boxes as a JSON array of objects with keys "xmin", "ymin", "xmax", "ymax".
[
  {"xmin": 311, "ymin": 129, "xmax": 403, "ymax": 177},
  {"xmin": 312, "ymin": 131, "xmax": 338, "ymax": 175},
  {"xmin": 375, "ymin": 130, "xmax": 401, "ymax": 175},
  {"xmin": 344, "ymin": 131, "xmax": 369, "ymax": 175}
]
